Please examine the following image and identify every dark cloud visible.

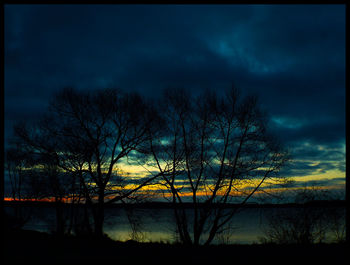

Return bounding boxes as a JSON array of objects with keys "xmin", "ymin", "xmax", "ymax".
[
  {"xmin": 289, "ymin": 177, "xmax": 345, "ymax": 189},
  {"xmin": 279, "ymin": 159, "xmax": 344, "ymax": 178},
  {"xmin": 270, "ymin": 116, "xmax": 345, "ymax": 146},
  {"xmin": 290, "ymin": 144, "xmax": 345, "ymax": 164},
  {"xmin": 5, "ymin": 5, "xmax": 345, "ymax": 184}
]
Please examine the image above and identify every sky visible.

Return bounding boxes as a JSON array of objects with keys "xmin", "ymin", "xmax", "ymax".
[{"xmin": 4, "ymin": 4, "xmax": 346, "ymax": 199}]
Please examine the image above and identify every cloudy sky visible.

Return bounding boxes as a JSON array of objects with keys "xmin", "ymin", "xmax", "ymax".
[{"xmin": 4, "ymin": 4, "xmax": 345, "ymax": 195}]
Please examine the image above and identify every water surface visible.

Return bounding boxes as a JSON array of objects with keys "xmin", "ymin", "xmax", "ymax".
[{"xmin": 6, "ymin": 205, "xmax": 345, "ymax": 244}]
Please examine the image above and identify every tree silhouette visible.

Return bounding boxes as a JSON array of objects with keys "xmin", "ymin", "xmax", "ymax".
[
  {"xmin": 7, "ymin": 85, "xmax": 289, "ymax": 242},
  {"xmin": 147, "ymin": 86, "xmax": 289, "ymax": 245},
  {"xmin": 261, "ymin": 187, "xmax": 346, "ymax": 244},
  {"xmin": 9, "ymin": 87, "xmax": 162, "ymax": 236}
]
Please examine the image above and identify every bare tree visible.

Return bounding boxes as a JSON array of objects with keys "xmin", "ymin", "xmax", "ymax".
[
  {"xmin": 6, "ymin": 127, "xmax": 78, "ymax": 235},
  {"xmin": 147, "ymin": 87, "xmax": 289, "ymax": 245},
  {"xmin": 5, "ymin": 148, "xmax": 26, "ymax": 202},
  {"xmin": 261, "ymin": 186, "xmax": 346, "ymax": 244},
  {"xmin": 5, "ymin": 147, "xmax": 32, "ymax": 229},
  {"xmin": 10, "ymin": 87, "xmax": 162, "ymax": 236}
]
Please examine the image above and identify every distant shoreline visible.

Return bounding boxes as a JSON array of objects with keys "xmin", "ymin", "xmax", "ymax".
[{"xmin": 4, "ymin": 199, "xmax": 346, "ymax": 209}]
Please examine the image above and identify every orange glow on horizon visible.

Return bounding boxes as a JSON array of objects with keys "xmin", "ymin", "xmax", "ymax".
[{"xmin": 4, "ymin": 197, "xmax": 72, "ymax": 203}]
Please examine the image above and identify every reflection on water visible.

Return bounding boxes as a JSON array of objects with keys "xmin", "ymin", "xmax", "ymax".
[{"xmin": 6, "ymin": 206, "xmax": 345, "ymax": 245}]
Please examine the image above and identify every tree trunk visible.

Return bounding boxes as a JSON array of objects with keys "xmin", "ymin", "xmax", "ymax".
[
  {"xmin": 55, "ymin": 198, "xmax": 65, "ymax": 236},
  {"xmin": 94, "ymin": 191, "xmax": 105, "ymax": 237}
]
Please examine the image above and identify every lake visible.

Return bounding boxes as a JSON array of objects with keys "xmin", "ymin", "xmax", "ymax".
[
  {"xmin": 103, "ymin": 207, "xmax": 267, "ymax": 244},
  {"xmin": 5, "ymin": 204, "xmax": 345, "ymax": 245}
]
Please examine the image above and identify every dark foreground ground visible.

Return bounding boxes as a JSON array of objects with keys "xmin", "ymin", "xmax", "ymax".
[{"xmin": 3, "ymin": 229, "xmax": 348, "ymax": 265}]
